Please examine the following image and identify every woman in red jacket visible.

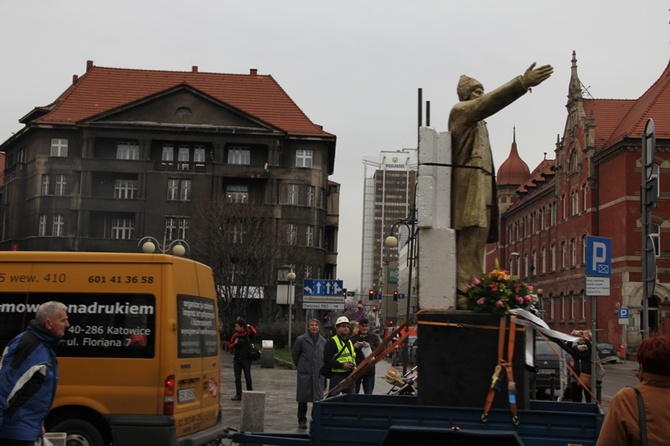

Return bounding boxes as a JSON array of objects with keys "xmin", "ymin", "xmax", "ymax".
[{"xmin": 228, "ymin": 319, "xmax": 257, "ymax": 401}]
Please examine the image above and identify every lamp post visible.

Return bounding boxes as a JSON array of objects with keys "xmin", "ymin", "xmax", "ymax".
[
  {"xmin": 384, "ymin": 204, "xmax": 418, "ymax": 375},
  {"xmin": 138, "ymin": 236, "xmax": 189, "ymax": 256},
  {"xmin": 286, "ymin": 270, "xmax": 296, "ymax": 350}
]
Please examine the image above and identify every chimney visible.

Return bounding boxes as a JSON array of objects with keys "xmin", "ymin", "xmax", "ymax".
[
  {"xmin": 250, "ymin": 68, "xmax": 258, "ymax": 76},
  {"xmin": 192, "ymin": 66, "xmax": 198, "ymax": 73},
  {"xmin": 72, "ymin": 74, "xmax": 79, "ymax": 85},
  {"xmin": 86, "ymin": 60, "xmax": 94, "ymax": 72}
]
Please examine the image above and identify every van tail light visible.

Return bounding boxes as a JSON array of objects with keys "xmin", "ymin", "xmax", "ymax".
[{"xmin": 164, "ymin": 375, "xmax": 175, "ymax": 415}]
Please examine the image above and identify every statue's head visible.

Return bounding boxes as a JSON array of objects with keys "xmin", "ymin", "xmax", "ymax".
[{"xmin": 457, "ymin": 75, "xmax": 484, "ymax": 101}]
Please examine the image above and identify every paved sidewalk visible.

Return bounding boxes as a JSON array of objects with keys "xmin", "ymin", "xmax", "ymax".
[{"xmin": 218, "ymin": 350, "xmax": 398, "ymax": 443}]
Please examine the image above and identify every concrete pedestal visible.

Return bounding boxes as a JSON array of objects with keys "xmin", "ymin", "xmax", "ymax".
[{"xmin": 417, "ymin": 311, "xmax": 529, "ymax": 410}]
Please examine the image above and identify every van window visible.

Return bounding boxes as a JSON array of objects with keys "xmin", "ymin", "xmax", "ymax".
[
  {"xmin": 0, "ymin": 293, "xmax": 156, "ymax": 359},
  {"xmin": 178, "ymin": 295, "xmax": 218, "ymax": 358}
]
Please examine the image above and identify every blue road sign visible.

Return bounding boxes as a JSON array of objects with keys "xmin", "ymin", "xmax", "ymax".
[
  {"xmin": 303, "ymin": 279, "xmax": 344, "ymax": 296},
  {"xmin": 618, "ymin": 308, "xmax": 629, "ymax": 319},
  {"xmin": 586, "ymin": 236, "xmax": 611, "ymax": 277}
]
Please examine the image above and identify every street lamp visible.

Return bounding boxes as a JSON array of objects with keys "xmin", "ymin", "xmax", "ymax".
[
  {"xmin": 138, "ymin": 236, "xmax": 189, "ymax": 256},
  {"xmin": 286, "ymin": 270, "xmax": 296, "ymax": 350},
  {"xmin": 384, "ymin": 204, "xmax": 418, "ymax": 375}
]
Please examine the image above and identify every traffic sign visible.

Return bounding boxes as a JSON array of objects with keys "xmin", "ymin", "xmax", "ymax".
[
  {"xmin": 585, "ymin": 236, "xmax": 611, "ymax": 277},
  {"xmin": 618, "ymin": 308, "xmax": 629, "ymax": 319},
  {"xmin": 303, "ymin": 279, "xmax": 344, "ymax": 297},
  {"xmin": 302, "ymin": 302, "xmax": 344, "ymax": 310}
]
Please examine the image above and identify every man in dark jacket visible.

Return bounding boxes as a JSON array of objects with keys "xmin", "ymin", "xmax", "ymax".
[
  {"xmin": 228, "ymin": 319, "xmax": 257, "ymax": 401},
  {"xmin": 292, "ymin": 319, "xmax": 326, "ymax": 430},
  {"xmin": 350, "ymin": 318, "xmax": 380, "ymax": 394},
  {"xmin": 0, "ymin": 301, "xmax": 69, "ymax": 445}
]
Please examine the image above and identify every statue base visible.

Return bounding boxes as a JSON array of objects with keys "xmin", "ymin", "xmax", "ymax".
[{"xmin": 416, "ymin": 311, "xmax": 529, "ymax": 409}]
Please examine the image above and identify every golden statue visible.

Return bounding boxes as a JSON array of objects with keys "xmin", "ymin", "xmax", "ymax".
[{"xmin": 449, "ymin": 63, "xmax": 553, "ymax": 310}]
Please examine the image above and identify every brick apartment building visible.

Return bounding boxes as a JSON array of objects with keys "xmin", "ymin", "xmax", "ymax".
[
  {"xmin": 488, "ymin": 53, "xmax": 670, "ymax": 354},
  {"xmin": 0, "ymin": 61, "xmax": 339, "ymax": 317}
]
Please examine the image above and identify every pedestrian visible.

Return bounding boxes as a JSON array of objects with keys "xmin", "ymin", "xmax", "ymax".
[
  {"xmin": 322, "ymin": 317, "xmax": 356, "ymax": 396},
  {"xmin": 596, "ymin": 335, "xmax": 670, "ymax": 446},
  {"xmin": 570, "ymin": 330, "xmax": 593, "ymax": 403},
  {"xmin": 0, "ymin": 301, "xmax": 69, "ymax": 445},
  {"xmin": 350, "ymin": 318, "xmax": 380, "ymax": 394},
  {"xmin": 292, "ymin": 319, "xmax": 326, "ymax": 430},
  {"xmin": 228, "ymin": 319, "xmax": 257, "ymax": 401},
  {"xmin": 449, "ymin": 62, "xmax": 553, "ymax": 309}
]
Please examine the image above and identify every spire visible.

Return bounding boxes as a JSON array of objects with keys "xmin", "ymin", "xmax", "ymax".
[
  {"xmin": 498, "ymin": 127, "xmax": 530, "ymax": 186},
  {"xmin": 568, "ymin": 50, "xmax": 583, "ymax": 101}
]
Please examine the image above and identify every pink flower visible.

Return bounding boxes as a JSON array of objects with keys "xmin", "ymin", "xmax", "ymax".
[
  {"xmin": 524, "ymin": 295, "xmax": 532, "ymax": 303},
  {"xmin": 496, "ymin": 300, "xmax": 505, "ymax": 308},
  {"xmin": 471, "ymin": 277, "xmax": 481, "ymax": 286},
  {"xmin": 490, "ymin": 283, "xmax": 499, "ymax": 292},
  {"xmin": 528, "ymin": 285, "xmax": 534, "ymax": 292},
  {"xmin": 477, "ymin": 298, "xmax": 486, "ymax": 306},
  {"xmin": 516, "ymin": 296, "xmax": 524, "ymax": 304}
]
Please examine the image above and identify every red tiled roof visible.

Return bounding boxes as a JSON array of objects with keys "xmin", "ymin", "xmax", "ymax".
[
  {"xmin": 517, "ymin": 159, "xmax": 554, "ymax": 194},
  {"xmin": 604, "ymin": 59, "xmax": 670, "ymax": 146},
  {"xmin": 30, "ymin": 63, "xmax": 333, "ymax": 138},
  {"xmin": 583, "ymin": 99, "xmax": 635, "ymax": 149}
]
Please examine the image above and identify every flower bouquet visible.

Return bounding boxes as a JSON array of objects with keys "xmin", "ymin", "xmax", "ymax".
[{"xmin": 466, "ymin": 261, "xmax": 539, "ymax": 316}]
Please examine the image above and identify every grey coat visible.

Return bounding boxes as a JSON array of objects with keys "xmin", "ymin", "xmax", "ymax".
[{"xmin": 292, "ymin": 331, "xmax": 326, "ymax": 403}]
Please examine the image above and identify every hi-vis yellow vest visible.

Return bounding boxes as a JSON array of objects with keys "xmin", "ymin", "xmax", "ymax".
[{"xmin": 332, "ymin": 336, "xmax": 356, "ymax": 373}]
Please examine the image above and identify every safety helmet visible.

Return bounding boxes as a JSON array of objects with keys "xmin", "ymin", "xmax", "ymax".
[{"xmin": 335, "ymin": 316, "xmax": 350, "ymax": 326}]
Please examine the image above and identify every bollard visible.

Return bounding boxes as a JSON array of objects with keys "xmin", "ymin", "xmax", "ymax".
[{"xmin": 240, "ymin": 391, "xmax": 266, "ymax": 432}]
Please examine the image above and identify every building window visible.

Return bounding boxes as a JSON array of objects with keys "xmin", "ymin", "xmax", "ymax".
[
  {"xmin": 540, "ymin": 208, "xmax": 545, "ymax": 230},
  {"xmin": 55, "ymin": 174, "xmax": 67, "ymax": 196},
  {"xmin": 571, "ymin": 238, "xmax": 577, "ymax": 267},
  {"xmin": 287, "ymin": 185, "xmax": 299, "ymax": 205},
  {"xmin": 571, "ymin": 191, "xmax": 579, "ymax": 216},
  {"xmin": 228, "ymin": 147, "xmax": 250, "ymax": 165},
  {"xmin": 307, "ymin": 186, "xmax": 316, "ymax": 207},
  {"xmin": 50, "ymin": 138, "xmax": 68, "ymax": 157},
  {"xmin": 178, "ymin": 145, "xmax": 190, "ymax": 162},
  {"xmin": 114, "ymin": 179, "xmax": 138, "ymax": 199},
  {"xmin": 162, "ymin": 144, "xmax": 174, "ymax": 162},
  {"xmin": 116, "ymin": 142, "xmax": 139, "ymax": 160},
  {"xmin": 550, "ymin": 203, "xmax": 556, "ymax": 226},
  {"xmin": 561, "ymin": 241, "xmax": 567, "ymax": 269},
  {"xmin": 541, "ymin": 247, "xmax": 546, "ymax": 274},
  {"xmin": 318, "ymin": 227, "xmax": 323, "ymax": 249},
  {"xmin": 296, "ymin": 150, "xmax": 313, "ymax": 168},
  {"xmin": 41, "ymin": 175, "xmax": 50, "ymax": 195},
  {"xmin": 165, "ymin": 217, "xmax": 189, "ymax": 240},
  {"xmin": 581, "ymin": 235, "xmax": 587, "ymax": 265},
  {"xmin": 225, "ymin": 223, "xmax": 246, "ymax": 244},
  {"xmin": 194, "ymin": 145, "xmax": 206, "ymax": 164},
  {"xmin": 582, "ymin": 185, "xmax": 587, "ymax": 212},
  {"xmin": 226, "ymin": 185, "xmax": 248, "ymax": 204},
  {"xmin": 531, "ymin": 251, "xmax": 537, "ymax": 276},
  {"xmin": 287, "ymin": 224, "xmax": 297, "ymax": 245},
  {"xmin": 306, "ymin": 225, "xmax": 314, "ymax": 247},
  {"xmin": 550, "ymin": 243, "xmax": 556, "ymax": 272},
  {"xmin": 111, "ymin": 218, "xmax": 134, "ymax": 239},
  {"xmin": 38, "ymin": 215, "xmax": 47, "ymax": 237},
  {"xmin": 52, "ymin": 214, "xmax": 64, "ymax": 237},
  {"xmin": 167, "ymin": 179, "xmax": 191, "ymax": 202}
]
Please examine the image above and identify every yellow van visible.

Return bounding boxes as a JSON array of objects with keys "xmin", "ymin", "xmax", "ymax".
[{"xmin": 0, "ymin": 252, "xmax": 223, "ymax": 446}]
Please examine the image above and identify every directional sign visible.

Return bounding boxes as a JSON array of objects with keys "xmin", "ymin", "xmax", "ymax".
[
  {"xmin": 586, "ymin": 236, "xmax": 611, "ymax": 277},
  {"xmin": 302, "ymin": 302, "xmax": 344, "ymax": 310},
  {"xmin": 303, "ymin": 279, "xmax": 344, "ymax": 297}
]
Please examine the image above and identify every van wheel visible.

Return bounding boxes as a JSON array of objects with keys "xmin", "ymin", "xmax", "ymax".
[{"xmin": 51, "ymin": 419, "xmax": 105, "ymax": 446}]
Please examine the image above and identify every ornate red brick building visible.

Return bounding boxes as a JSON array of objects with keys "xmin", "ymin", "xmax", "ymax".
[{"xmin": 488, "ymin": 52, "xmax": 670, "ymax": 355}]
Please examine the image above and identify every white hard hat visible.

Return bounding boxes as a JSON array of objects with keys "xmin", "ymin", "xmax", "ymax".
[{"xmin": 335, "ymin": 316, "xmax": 350, "ymax": 326}]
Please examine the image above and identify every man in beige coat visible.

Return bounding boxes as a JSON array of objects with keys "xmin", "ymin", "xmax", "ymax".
[{"xmin": 449, "ymin": 63, "xmax": 553, "ymax": 309}]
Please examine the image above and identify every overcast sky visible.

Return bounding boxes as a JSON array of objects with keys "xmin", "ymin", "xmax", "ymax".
[{"xmin": 1, "ymin": 1, "xmax": 668, "ymax": 290}]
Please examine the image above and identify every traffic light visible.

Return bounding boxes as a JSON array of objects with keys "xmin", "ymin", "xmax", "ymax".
[
  {"xmin": 368, "ymin": 289, "xmax": 374, "ymax": 300},
  {"xmin": 342, "ymin": 288, "xmax": 347, "ymax": 298},
  {"xmin": 389, "ymin": 320, "xmax": 394, "ymax": 326},
  {"xmin": 393, "ymin": 290, "xmax": 399, "ymax": 301}
]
